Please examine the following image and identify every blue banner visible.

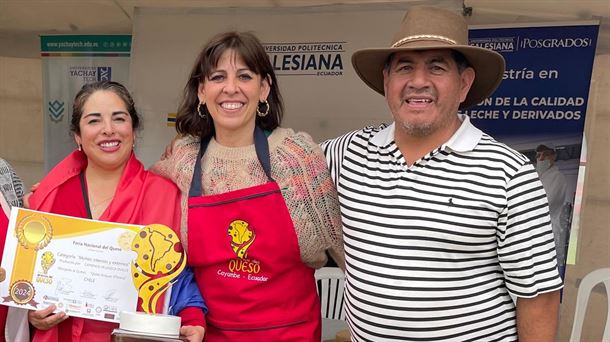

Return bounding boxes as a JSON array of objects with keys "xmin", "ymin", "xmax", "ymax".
[
  {"xmin": 463, "ymin": 23, "xmax": 598, "ymax": 139},
  {"xmin": 462, "ymin": 23, "xmax": 599, "ymax": 269}
]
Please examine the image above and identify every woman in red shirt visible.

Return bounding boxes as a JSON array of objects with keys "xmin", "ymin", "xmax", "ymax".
[{"xmin": 26, "ymin": 82, "xmax": 206, "ymax": 342}]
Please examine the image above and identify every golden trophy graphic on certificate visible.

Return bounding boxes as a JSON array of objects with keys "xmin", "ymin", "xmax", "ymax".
[
  {"xmin": 0, "ymin": 208, "xmax": 190, "ymax": 342},
  {"xmin": 40, "ymin": 251, "xmax": 56, "ymax": 274},
  {"xmin": 112, "ymin": 224, "xmax": 188, "ymax": 342}
]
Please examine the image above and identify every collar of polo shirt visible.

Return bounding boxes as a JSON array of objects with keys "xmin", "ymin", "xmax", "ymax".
[{"xmin": 370, "ymin": 114, "xmax": 482, "ymax": 153}]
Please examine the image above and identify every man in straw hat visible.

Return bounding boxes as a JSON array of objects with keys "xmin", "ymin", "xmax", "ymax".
[{"xmin": 322, "ymin": 5, "xmax": 562, "ymax": 341}]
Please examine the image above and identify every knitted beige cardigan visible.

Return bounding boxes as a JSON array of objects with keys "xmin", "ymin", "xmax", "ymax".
[{"xmin": 152, "ymin": 127, "xmax": 344, "ymax": 269}]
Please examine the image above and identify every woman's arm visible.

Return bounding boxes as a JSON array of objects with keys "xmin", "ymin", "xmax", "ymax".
[
  {"xmin": 288, "ymin": 132, "xmax": 345, "ymax": 270},
  {"xmin": 169, "ymin": 267, "xmax": 207, "ymax": 342}
]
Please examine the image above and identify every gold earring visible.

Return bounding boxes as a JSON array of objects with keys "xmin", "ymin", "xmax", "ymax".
[
  {"xmin": 197, "ymin": 102, "xmax": 207, "ymax": 119},
  {"xmin": 256, "ymin": 100, "xmax": 269, "ymax": 117}
]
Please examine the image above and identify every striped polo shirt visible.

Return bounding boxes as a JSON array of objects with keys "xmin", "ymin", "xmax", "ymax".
[{"xmin": 322, "ymin": 115, "xmax": 563, "ymax": 341}]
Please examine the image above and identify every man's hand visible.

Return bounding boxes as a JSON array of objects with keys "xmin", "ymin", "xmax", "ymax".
[
  {"xmin": 28, "ymin": 304, "xmax": 69, "ymax": 330},
  {"xmin": 180, "ymin": 325, "xmax": 205, "ymax": 342}
]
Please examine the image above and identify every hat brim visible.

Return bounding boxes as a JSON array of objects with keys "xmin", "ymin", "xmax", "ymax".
[{"xmin": 351, "ymin": 45, "xmax": 505, "ymax": 109}]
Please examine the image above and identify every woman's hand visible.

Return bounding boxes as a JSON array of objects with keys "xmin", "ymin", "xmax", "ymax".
[
  {"xmin": 180, "ymin": 325, "xmax": 205, "ymax": 342},
  {"xmin": 0, "ymin": 267, "xmax": 5, "ymax": 282},
  {"xmin": 28, "ymin": 304, "xmax": 69, "ymax": 330},
  {"xmin": 23, "ymin": 182, "xmax": 40, "ymax": 209}
]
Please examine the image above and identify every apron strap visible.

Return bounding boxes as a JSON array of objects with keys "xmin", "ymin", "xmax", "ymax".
[
  {"xmin": 254, "ymin": 126, "xmax": 274, "ymax": 182},
  {"xmin": 188, "ymin": 134, "xmax": 212, "ymax": 198},
  {"xmin": 80, "ymin": 172, "xmax": 93, "ymax": 219},
  {"xmin": 188, "ymin": 126, "xmax": 274, "ymax": 198}
]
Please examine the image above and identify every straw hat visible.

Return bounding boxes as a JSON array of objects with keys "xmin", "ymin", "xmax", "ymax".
[{"xmin": 351, "ymin": 5, "xmax": 505, "ymax": 109}]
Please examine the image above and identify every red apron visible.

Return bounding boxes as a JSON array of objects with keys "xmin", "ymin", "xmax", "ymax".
[{"xmin": 187, "ymin": 127, "xmax": 320, "ymax": 341}]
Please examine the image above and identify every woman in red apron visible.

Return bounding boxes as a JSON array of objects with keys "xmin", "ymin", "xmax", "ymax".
[{"xmin": 153, "ymin": 32, "xmax": 345, "ymax": 341}]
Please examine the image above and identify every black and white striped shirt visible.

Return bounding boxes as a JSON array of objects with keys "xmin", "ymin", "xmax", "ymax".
[
  {"xmin": 322, "ymin": 115, "xmax": 562, "ymax": 341},
  {"xmin": 0, "ymin": 158, "xmax": 24, "ymax": 208}
]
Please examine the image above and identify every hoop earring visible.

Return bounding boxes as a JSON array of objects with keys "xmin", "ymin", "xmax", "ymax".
[
  {"xmin": 197, "ymin": 102, "xmax": 207, "ymax": 119},
  {"xmin": 256, "ymin": 99, "xmax": 270, "ymax": 117}
]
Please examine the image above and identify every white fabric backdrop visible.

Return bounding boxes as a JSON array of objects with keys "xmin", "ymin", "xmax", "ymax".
[{"xmin": 128, "ymin": 1, "xmax": 460, "ymax": 167}]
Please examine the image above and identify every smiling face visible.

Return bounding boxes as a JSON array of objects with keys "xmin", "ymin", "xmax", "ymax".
[
  {"xmin": 383, "ymin": 49, "xmax": 474, "ymax": 142},
  {"xmin": 74, "ymin": 90, "xmax": 134, "ymax": 172},
  {"xmin": 197, "ymin": 49, "xmax": 270, "ymax": 146}
]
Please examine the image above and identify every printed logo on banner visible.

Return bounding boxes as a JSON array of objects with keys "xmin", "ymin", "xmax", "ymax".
[
  {"xmin": 263, "ymin": 41, "xmax": 345, "ymax": 77},
  {"xmin": 97, "ymin": 67, "xmax": 111, "ymax": 81},
  {"xmin": 68, "ymin": 66, "xmax": 112, "ymax": 83},
  {"xmin": 470, "ymin": 35, "xmax": 594, "ymax": 53},
  {"xmin": 48, "ymin": 100, "xmax": 65, "ymax": 122},
  {"xmin": 520, "ymin": 37, "xmax": 594, "ymax": 49},
  {"xmin": 470, "ymin": 37, "xmax": 517, "ymax": 53}
]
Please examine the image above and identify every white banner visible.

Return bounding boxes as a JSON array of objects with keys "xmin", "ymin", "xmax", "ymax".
[
  {"xmin": 129, "ymin": 2, "xmax": 461, "ymax": 167},
  {"xmin": 41, "ymin": 35, "xmax": 131, "ymax": 171}
]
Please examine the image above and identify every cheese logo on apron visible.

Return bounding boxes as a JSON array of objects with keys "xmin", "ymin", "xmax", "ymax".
[
  {"xmin": 226, "ymin": 220, "xmax": 263, "ymax": 276},
  {"xmin": 227, "ymin": 220, "xmax": 256, "ymax": 259}
]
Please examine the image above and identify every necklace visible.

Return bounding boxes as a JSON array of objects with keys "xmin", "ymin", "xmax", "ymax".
[{"xmin": 91, "ymin": 195, "xmax": 113, "ymax": 210}]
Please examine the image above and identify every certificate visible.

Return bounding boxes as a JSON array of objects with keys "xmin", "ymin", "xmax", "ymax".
[{"xmin": 0, "ymin": 208, "xmax": 142, "ymax": 323}]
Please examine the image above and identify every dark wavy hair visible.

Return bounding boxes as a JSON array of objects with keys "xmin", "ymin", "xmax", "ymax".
[
  {"xmin": 70, "ymin": 80, "xmax": 141, "ymax": 136},
  {"xmin": 176, "ymin": 31, "xmax": 284, "ymax": 138}
]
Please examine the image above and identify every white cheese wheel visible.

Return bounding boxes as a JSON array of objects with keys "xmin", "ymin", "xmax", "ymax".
[{"xmin": 118, "ymin": 311, "xmax": 181, "ymax": 338}]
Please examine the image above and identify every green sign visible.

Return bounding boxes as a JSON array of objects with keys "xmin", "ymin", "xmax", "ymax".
[{"xmin": 41, "ymin": 35, "xmax": 131, "ymax": 52}]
